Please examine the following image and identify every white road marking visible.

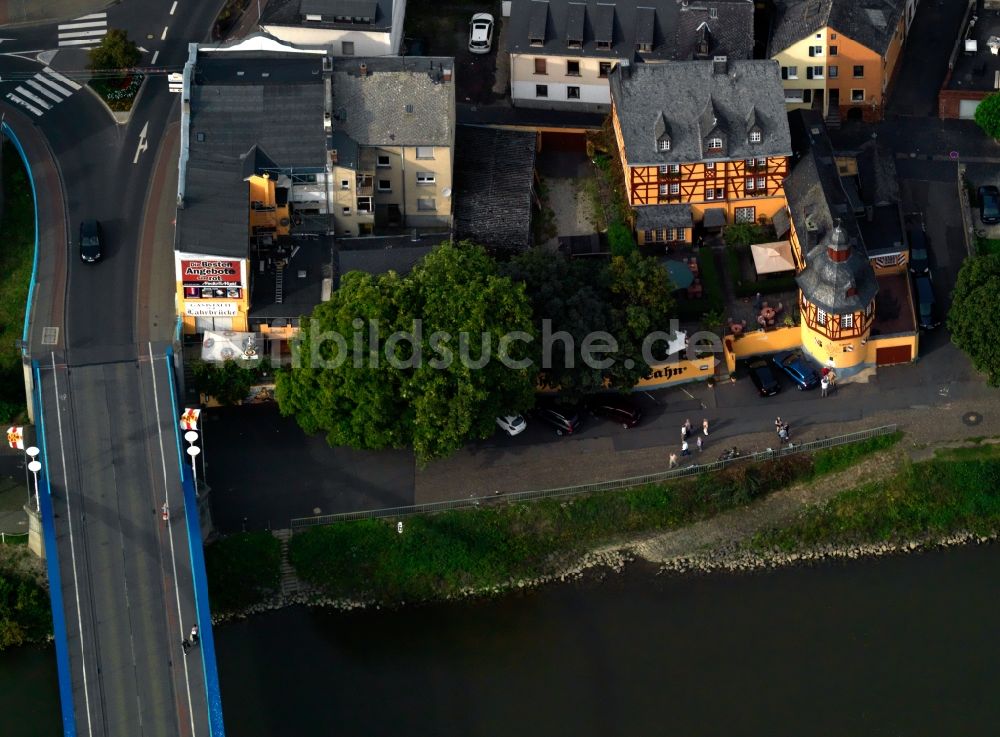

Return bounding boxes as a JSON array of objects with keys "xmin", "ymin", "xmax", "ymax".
[
  {"xmin": 147, "ymin": 345, "xmax": 197, "ymax": 737},
  {"xmin": 161, "ymin": 26, "xmax": 169, "ymax": 40},
  {"xmin": 43, "ymin": 66, "xmax": 81, "ymax": 90},
  {"xmin": 151, "ymin": 50, "xmax": 159, "ymax": 65},
  {"xmin": 58, "ymin": 13, "xmax": 107, "ymax": 47},
  {"xmin": 57, "ymin": 20, "xmax": 108, "ymax": 30},
  {"xmin": 35, "ymin": 72, "xmax": 72, "ymax": 97},
  {"xmin": 133, "ymin": 121, "xmax": 149, "ymax": 165},
  {"xmin": 73, "ymin": 12, "xmax": 107, "ymax": 20},
  {"xmin": 56, "ymin": 38, "xmax": 99, "ymax": 46},
  {"xmin": 5, "ymin": 92, "xmax": 42, "ymax": 116},
  {"xmin": 14, "ymin": 85, "xmax": 51, "ymax": 109},
  {"xmin": 49, "ymin": 355, "xmax": 96, "ymax": 737},
  {"xmin": 26, "ymin": 78, "xmax": 63, "ymax": 102},
  {"xmin": 58, "ymin": 29, "xmax": 108, "ymax": 39},
  {"xmin": 170, "ymin": 1, "xmax": 178, "ymax": 14}
]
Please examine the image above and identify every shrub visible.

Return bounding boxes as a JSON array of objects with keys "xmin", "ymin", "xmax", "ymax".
[
  {"xmin": 723, "ymin": 222, "xmax": 775, "ymax": 249},
  {"xmin": 974, "ymin": 92, "xmax": 1000, "ymax": 139},
  {"xmin": 607, "ymin": 220, "xmax": 636, "ymax": 257},
  {"xmin": 696, "ymin": 246, "xmax": 724, "ymax": 312}
]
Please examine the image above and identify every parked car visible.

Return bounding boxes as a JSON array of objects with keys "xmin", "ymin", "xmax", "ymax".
[
  {"xmin": 747, "ymin": 359, "xmax": 781, "ymax": 397},
  {"xmin": 978, "ymin": 185, "xmax": 1000, "ymax": 224},
  {"xmin": 914, "ymin": 275, "xmax": 938, "ymax": 330},
  {"xmin": 771, "ymin": 350, "xmax": 821, "ymax": 390},
  {"xmin": 79, "ymin": 219, "xmax": 103, "ymax": 263},
  {"xmin": 495, "ymin": 414, "xmax": 527, "ymax": 436},
  {"xmin": 907, "ymin": 224, "xmax": 929, "ymax": 275},
  {"xmin": 468, "ymin": 13, "xmax": 494, "ymax": 54},
  {"xmin": 533, "ymin": 397, "xmax": 583, "ymax": 436},
  {"xmin": 584, "ymin": 394, "xmax": 642, "ymax": 428}
]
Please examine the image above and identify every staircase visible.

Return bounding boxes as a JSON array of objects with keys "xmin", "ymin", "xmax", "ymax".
[
  {"xmin": 272, "ymin": 529, "xmax": 302, "ymax": 598},
  {"xmin": 274, "ymin": 262, "xmax": 285, "ymax": 304}
]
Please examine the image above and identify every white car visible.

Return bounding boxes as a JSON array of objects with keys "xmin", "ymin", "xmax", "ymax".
[
  {"xmin": 496, "ymin": 414, "xmax": 527, "ymax": 436},
  {"xmin": 469, "ymin": 13, "xmax": 494, "ymax": 54}
]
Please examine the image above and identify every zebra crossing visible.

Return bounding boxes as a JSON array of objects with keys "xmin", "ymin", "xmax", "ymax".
[
  {"xmin": 4, "ymin": 67, "xmax": 82, "ymax": 118},
  {"xmin": 57, "ymin": 12, "xmax": 108, "ymax": 48}
]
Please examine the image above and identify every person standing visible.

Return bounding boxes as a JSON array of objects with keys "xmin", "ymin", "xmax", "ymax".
[
  {"xmin": 828, "ymin": 370, "xmax": 837, "ymax": 394},
  {"xmin": 702, "ymin": 418, "xmax": 709, "ymax": 436},
  {"xmin": 681, "ymin": 439, "xmax": 690, "ymax": 457},
  {"xmin": 190, "ymin": 625, "xmax": 199, "ymax": 646},
  {"xmin": 684, "ymin": 418, "xmax": 693, "ymax": 437},
  {"xmin": 775, "ymin": 417, "xmax": 783, "ymax": 434},
  {"xmin": 668, "ymin": 452, "xmax": 678, "ymax": 469},
  {"xmin": 696, "ymin": 435, "xmax": 703, "ymax": 453},
  {"xmin": 820, "ymin": 374, "xmax": 830, "ymax": 398}
]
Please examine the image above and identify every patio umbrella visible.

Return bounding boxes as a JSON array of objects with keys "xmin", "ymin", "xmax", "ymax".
[{"xmin": 663, "ymin": 259, "xmax": 695, "ymax": 290}]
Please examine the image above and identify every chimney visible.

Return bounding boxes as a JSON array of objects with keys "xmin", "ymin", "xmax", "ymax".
[
  {"xmin": 713, "ymin": 55, "xmax": 727, "ymax": 75},
  {"xmin": 441, "ymin": 66, "xmax": 452, "ymax": 82},
  {"xmin": 359, "ymin": 62, "xmax": 367, "ymax": 76}
]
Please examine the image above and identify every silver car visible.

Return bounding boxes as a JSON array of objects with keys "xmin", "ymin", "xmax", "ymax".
[
  {"xmin": 469, "ymin": 13, "xmax": 494, "ymax": 54},
  {"xmin": 496, "ymin": 414, "xmax": 527, "ymax": 436}
]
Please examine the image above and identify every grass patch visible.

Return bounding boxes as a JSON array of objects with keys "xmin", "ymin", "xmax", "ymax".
[
  {"xmin": 290, "ymin": 433, "xmax": 900, "ymax": 603},
  {"xmin": 975, "ymin": 236, "xmax": 1000, "ymax": 257},
  {"xmin": 205, "ymin": 532, "xmax": 281, "ymax": 614},
  {"xmin": 0, "ymin": 142, "xmax": 34, "ymax": 424},
  {"xmin": 748, "ymin": 442, "xmax": 1000, "ymax": 553},
  {"xmin": 810, "ymin": 430, "xmax": 902, "ymax": 476}
]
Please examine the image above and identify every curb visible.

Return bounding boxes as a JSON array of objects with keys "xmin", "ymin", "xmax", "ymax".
[{"xmin": 84, "ymin": 76, "xmax": 147, "ymax": 126}]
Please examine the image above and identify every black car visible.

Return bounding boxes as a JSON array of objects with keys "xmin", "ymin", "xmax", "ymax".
[
  {"xmin": 914, "ymin": 275, "xmax": 938, "ymax": 330},
  {"xmin": 584, "ymin": 394, "xmax": 642, "ymax": 428},
  {"xmin": 79, "ymin": 219, "xmax": 103, "ymax": 262},
  {"xmin": 747, "ymin": 359, "xmax": 780, "ymax": 397},
  {"xmin": 771, "ymin": 350, "xmax": 821, "ymax": 390},
  {"xmin": 533, "ymin": 397, "xmax": 583, "ymax": 436},
  {"xmin": 978, "ymin": 185, "xmax": 1000, "ymax": 225},
  {"xmin": 907, "ymin": 224, "xmax": 929, "ymax": 275}
]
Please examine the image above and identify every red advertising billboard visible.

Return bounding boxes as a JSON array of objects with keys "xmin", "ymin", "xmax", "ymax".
[{"xmin": 181, "ymin": 259, "xmax": 242, "ymax": 287}]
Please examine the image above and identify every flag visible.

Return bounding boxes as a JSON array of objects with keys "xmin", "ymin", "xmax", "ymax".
[
  {"xmin": 6, "ymin": 426, "xmax": 24, "ymax": 450},
  {"xmin": 179, "ymin": 408, "xmax": 201, "ymax": 431}
]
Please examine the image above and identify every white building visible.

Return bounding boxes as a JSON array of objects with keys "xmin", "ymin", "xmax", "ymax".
[{"xmin": 259, "ymin": 0, "xmax": 406, "ymax": 56}]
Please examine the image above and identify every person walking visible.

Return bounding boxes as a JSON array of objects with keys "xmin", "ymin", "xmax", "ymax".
[
  {"xmin": 702, "ymin": 418, "xmax": 709, "ymax": 436},
  {"xmin": 778, "ymin": 425, "xmax": 788, "ymax": 442},
  {"xmin": 681, "ymin": 424, "xmax": 688, "ymax": 442},
  {"xmin": 190, "ymin": 625, "xmax": 199, "ymax": 646},
  {"xmin": 774, "ymin": 417, "xmax": 783, "ymax": 434},
  {"xmin": 696, "ymin": 435, "xmax": 703, "ymax": 453},
  {"xmin": 828, "ymin": 370, "xmax": 837, "ymax": 394},
  {"xmin": 681, "ymin": 439, "xmax": 691, "ymax": 457},
  {"xmin": 820, "ymin": 374, "xmax": 830, "ymax": 398},
  {"xmin": 668, "ymin": 452, "xmax": 678, "ymax": 469}
]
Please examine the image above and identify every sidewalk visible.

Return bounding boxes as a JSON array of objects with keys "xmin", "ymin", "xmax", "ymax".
[{"xmin": 0, "ymin": 0, "xmax": 110, "ymax": 25}]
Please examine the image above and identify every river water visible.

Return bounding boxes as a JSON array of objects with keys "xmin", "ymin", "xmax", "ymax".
[{"xmin": 3, "ymin": 545, "xmax": 999, "ymax": 736}]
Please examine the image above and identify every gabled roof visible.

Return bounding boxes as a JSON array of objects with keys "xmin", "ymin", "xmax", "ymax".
[
  {"xmin": 507, "ymin": 0, "xmax": 754, "ymax": 60},
  {"xmin": 260, "ymin": 0, "xmax": 393, "ymax": 32},
  {"xmin": 609, "ymin": 59, "xmax": 791, "ymax": 165},
  {"xmin": 635, "ymin": 203, "xmax": 692, "ymax": 230},
  {"xmin": 769, "ymin": 0, "xmax": 905, "ymax": 58},
  {"xmin": 328, "ymin": 57, "xmax": 455, "ymax": 147}
]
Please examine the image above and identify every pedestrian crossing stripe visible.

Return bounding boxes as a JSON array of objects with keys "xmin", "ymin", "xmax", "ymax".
[
  {"xmin": 4, "ymin": 68, "xmax": 82, "ymax": 117},
  {"xmin": 57, "ymin": 12, "xmax": 107, "ymax": 49}
]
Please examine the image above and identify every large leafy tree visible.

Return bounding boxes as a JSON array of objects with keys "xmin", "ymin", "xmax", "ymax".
[
  {"xmin": 974, "ymin": 93, "xmax": 1000, "ymax": 140},
  {"xmin": 948, "ymin": 254, "xmax": 1000, "ymax": 385},
  {"xmin": 276, "ymin": 242, "xmax": 535, "ymax": 461},
  {"xmin": 88, "ymin": 29, "xmax": 141, "ymax": 72}
]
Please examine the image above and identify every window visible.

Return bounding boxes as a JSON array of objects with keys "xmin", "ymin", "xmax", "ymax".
[
  {"xmin": 659, "ymin": 165, "xmax": 669, "ymax": 174},
  {"xmin": 750, "ymin": 130, "xmax": 762, "ymax": 143},
  {"xmin": 567, "ymin": 86, "xmax": 580, "ymax": 100},
  {"xmin": 806, "ymin": 65, "xmax": 823, "ymax": 79},
  {"xmin": 416, "ymin": 171, "xmax": 435, "ymax": 184},
  {"xmin": 714, "ymin": 187, "xmax": 724, "ymax": 199},
  {"xmin": 735, "ymin": 206, "xmax": 755, "ymax": 223},
  {"xmin": 596, "ymin": 40, "xmax": 611, "ymax": 50},
  {"xmin": 535, "ymin": 84, "xmax": 548, "ymax": 98},
  {"xmin": 654, "ymin": 229, "xmax": 665, "ymax": 243},
  {"xmin": 377, "ymin": 179, "xmax": 391, "ymax": 191},
  {"xmin": 664, "ymin": 228, "xmax": 675, "ymax": 241},
  {"xmin": 342, "ymin": 206, "xmax": 351, "ymax": 215},
  {"xmin": 669, "ymin": 182, "xmax": 680, "ymax": 194},
  {"xmin": 746, "ymin": 177, "xmax": 755, "ymax": 190},
  {"xmin": 598, "ymin": 61, "xmax": 611, "ymax": 78},
  {"xmin": 417, "ymin": 198, "xmax": 436, "ymax": 211},
  {"xmin": 786, "ymin": 65, "xmax": 798, "ymax": 79},
  {"xmin": 535, "ymin": 58, "xmax": 547, "ymax": 74},
  {"xmin": 341, "ymin": 41, "xmax": 355, "ymax": 55},
  {"xmin": 828, "ymin": 65, "xmax": 838, "ymax": 78},
  {"xmin": 415, "ymin": 146, "xmax": 434, "ymax": 159},
  {"xmin": 659, "ymin": 138, "xmax": 670, "ymax": 151},
  {"xmin": 756, "ymin": 157, "xmax": 767, "ymax": 166},
  {"xmin": 705, "ymin": 162, "xmax": 715, "ymax": 170},
  {"xmin": 658, "ymin": 184, "xmax": 669, "ymax": 195},
  {"xmin": 830, "ymin": 33, "xmax": 837, "ymax": 39},
  {"xmin": 643, "ymin": 229, "xmax": 653, "ymax": 242},
  {"xmin": 851, "ymin": 88, "xmax": 865, "ymax": 102},
  {"xmin": 305, "ymin": 13, "xmax": 322, "ymax": 21},
  {"xmin": 709, "ymin": 6, "xmax": 717, "ymax": 18},
  {"xmin": 803, "ymin": 89, "xmax": 812, "ymax": 103},
  {"xmin": 567, "ymin": 60, "xmax": 580, "ymax": 76},
  {"xmin": 636, "ymin": 42, "xmax": 652, "ymax": 52},
  {"xmin": 808, "ymin": 45, "xmax": 822, "ymax": 56},
  {"xmin": 842, "ymin": 313, "xmax": 854, "ymax": 328},
  {"xmin": 746, "ymin": 159, "xmax": 755, "ymax": 168},
  {"xmin": 829, "ymin": 45, "xmax": 838, "ymax": 56},
  {"xmin": 340, "ymin": 179, "xmax": 350, "ymax": 190},
  {"xmin": 756, "ymin": 176, "xmax": 766, "ymax": 189},
  {"xmin": 853, "ymin": 65, "xmax": 865, "ymax": 78},
  {"xmin": 817, "ymin": 308, "xmax": 827, "ymax": 326},
  {"xmin": 377, "ymin": 154, "xmax": 390, "ymax": 168},
  {"xmin": 707, "ymin": 137, "xmax": 722, "ymax": 150},
  {"xmin": 530, "ymin": 35, "xmax": 544, "ymax": 47},
  {"xmin": 568, "ymin": 36, "xmax": 582, "ymax": 50},
  {"xmin": 706, "ymin": 188, "xmax": 715, "ymax": 201}
]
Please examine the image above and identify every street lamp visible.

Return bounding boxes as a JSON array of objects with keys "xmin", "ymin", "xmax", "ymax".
[
  {"xmin": 184, "ymin": 430, "xmax": 201, "ymax": 492},
  {"xmin": 26, "ymin": 446, "xmax": 41, "ymax": 513}
]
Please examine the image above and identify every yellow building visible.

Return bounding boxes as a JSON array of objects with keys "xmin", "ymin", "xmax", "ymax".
[
  {"xmin": 769, "ymin": 0, "xmax": 910, "ymax": 124},
  {"xmin": 608, "ymin": 57, "xmax": 792, "ymax": 246}
]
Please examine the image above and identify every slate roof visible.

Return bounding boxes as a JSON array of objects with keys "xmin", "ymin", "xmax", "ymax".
[
  {"xmin": 855, "ymin": 140, "xmax": 899, "ymax": 206},
  {"xmin": 506, "ymin": 0, "xmax": 754, "ymax": 61},
  {"xmin": 176, "ymin": 156, "xmax": 250, "ymax": 258},
  {"xmin": 336, "ymin": 243, "xmax": 435, "ymax": 279},
  {"xmin": 635, "ymin": 203, "xmax": 692, "ymax": 230},
  {"xmin": 249, "ymin": 236, "xmax": 334, "ymax": 318},
  {"xmin": 454, "ymin": 126, "xmax": 537, "ymax": 249},
  {"xmin": 260, "ymin": 0, "xmax": 393, "ymax": 31},
  {"xmin": 329, "ymin": 57, "xmax": 455, "ymax": 147},
  {"xmin": 785, "ymin": 112, "xmax": 878, "ymax": 312},
  {"xmin": 769, "ymin": 0, "xmax": 905, "ymax": 57},
  {"xmin": 609, "ymin": 59, "xmax": 791, "ymax": 165}
]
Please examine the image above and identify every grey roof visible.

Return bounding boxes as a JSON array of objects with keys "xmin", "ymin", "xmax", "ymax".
[
  {"xmin": 858, "ymin": 204, "xmax": 904, "ymax": 255},
  {"xmin": 635, "ymin": 203, "xmax": 692, "ymax": 230},
  {"xmin": 249, "ymin": 236, "xmax": 334, "ymax": 318},
  {"xmin": 855, "ymin": 141, "xmax": 899, "ymax": 206},
  {"xmin": 329, "ymin": 57, "xmax": 455, "ymax": 147},
  {"xmin": 769, "ymin": 0, "xmax": 905, "ymax": 57},
  {"xmin": 261, "ymin": 0, "xmax": 393, "ymax": 31},
  {"xmin": 507, "ymin": 0, "xmax": 754, "ymax": 61},
  {"xmin": 337, "ymin": 243, "xmax": 435, "ymax": 278},
  {"xmin": 329, "ymin": 131, "xmax": 359, "ymax": 170},
  {"xmin": 609, "ymin": 60, "xmax": 791, "ymax": 165},
  {"xmin": 785, "ymin": 113, "xmax": 878, "ymax": 312},
  {"xmin": 454, "ymin": 126, "xmax": 537, "ymax": 249},
  {"xmin": 240, "ymin": 144, "xmax": 280, "ymax": 179},
  {"xmin": 176, "ymin": 156, "xmax": 249, "ymax": 258}
]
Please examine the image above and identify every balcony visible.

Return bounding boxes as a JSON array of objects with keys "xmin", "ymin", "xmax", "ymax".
[{"xmin": 356, "ymin": 175, "xmax": 374, "ymax": 197}]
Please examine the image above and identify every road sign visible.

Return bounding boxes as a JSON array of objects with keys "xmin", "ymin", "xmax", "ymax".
[{"xmin": 950, "ymin": 150, "xmax": 960, "ymax": 160}]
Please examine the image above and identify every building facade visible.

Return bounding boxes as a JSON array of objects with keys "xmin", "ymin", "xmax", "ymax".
[{"xmin": 259, "ymin": 0, "xmax": 406, "ymax": 56}]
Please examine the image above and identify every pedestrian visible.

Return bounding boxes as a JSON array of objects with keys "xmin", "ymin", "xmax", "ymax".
[
  {"xmin": 696, "ymin": 435, "xmax": 703, "ymax": 452},
  {"xmin": 190, "ymin": 625, "xmax": 199, "ymax": 646},
  {"xmin": 774, "ymin": 416, "xmax": 783, "ymax": 434},
  {"xmin": 828, "ymin": 370, "xmax": 837, "ymax": 394},
  {"xmin": 182, "ymin": 638, "xmax": 191, "ymax": 653},
  {"xmin": 778, "ymin": 426, "xmax": 788, "ymax": 442},
  {"xmin": 681, "ymin": 439, "xmax": 691, "ymax": 457},
  {"xmin": 668, "ymin": 452, "xmax": 678, "ymax": 469},
  {"xmin": 820, "ymin": 374, "xmax": 830, "ymax": 397},
  {"xmin": 702, "ymin": 418, "xmax": 709, "ymax": 436},
  {"xmin": 681, "ymin": 425, "xmax": 689, "ymax": 442}
]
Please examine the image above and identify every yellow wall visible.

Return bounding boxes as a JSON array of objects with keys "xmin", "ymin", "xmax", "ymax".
[
  {"xmin": 799, "ymin": 319, "xmax": 868, "ymax": 370},
  {"xmin": 634, "ymin": 358, "xmax": 717, "ymax": 390},
  {"xmin": 772, "ymin": 31, "xmax": 829, "ymax": 113}
]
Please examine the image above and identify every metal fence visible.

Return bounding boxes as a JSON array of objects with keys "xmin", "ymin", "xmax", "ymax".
[
  {"xmin": 0, "ymin": 531, "xmax": 29, "ymax": 545},
  {"xmin": 289, "ymin": 424, "xmax": 899, "ymax": 530}
]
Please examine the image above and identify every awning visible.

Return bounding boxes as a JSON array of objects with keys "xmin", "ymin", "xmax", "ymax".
[
  {"xmin": 703, "ymin": 208, "xmax": 726, "ymax": 229},
  {"xmin": 772, "ymin": 207, "xmax": 791, "ymax": 237},
  {"xmin": 750, "ymin": 241, "xmax": 796, "ymax": 275},
  {"xmin": 201, "ymin": 331, "xmax": 261, "ymax": 362}
]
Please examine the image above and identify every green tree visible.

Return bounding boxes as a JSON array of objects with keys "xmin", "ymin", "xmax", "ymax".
[
  {"xmin": 87, "ymin": 29, "xmax": 141, "ymax": 71},
  {"xmin": 276, "ymin": 241, "xmax": 536, "ymax": 462},
  {"xmin": 607, "ymin": 220, "xmax": 636, "ymax": 257},
  {"xmin": 192, "ymin": 358, "xmax": 268, "ymax": 406},
  {"xmin": 948, "ymin": 254, "xmax": 1000, "ymax": 386},
  {"xmin": 974, "ymin": 92, "xmax": 1000, "ymax": 140}
]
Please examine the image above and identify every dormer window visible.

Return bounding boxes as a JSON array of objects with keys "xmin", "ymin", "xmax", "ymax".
[
  {"xmin": 567, "ymin": 37, "xmax": 582, "ymax": 49},
  {"xmin": 305, "ymin": 13, "xmax": 323, "ymax": 21},
  {"xmin": 530, "ymin": 35, "xmax": 544, "ymax": 46},
  {"xmin": 707, "ymin": 137, "xmax": 723, "ymax": 151},
  {"xmin": 749, "ymin": 129, "xmax": 762, "ymax": 143},
  {"xmin": 659, "ymin": 138, "xmax": 670, "ymax": 152},
  {"xmin": 596, "ymin": 40, "xmax": 611, "ymax": 50}
]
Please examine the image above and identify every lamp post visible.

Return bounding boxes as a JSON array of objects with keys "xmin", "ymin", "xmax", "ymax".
[
  {"xmin": 25, "ymin": 446, "xmax": 40, "ymax": 511},
  {"xmin": 184, "ymin": 430, "xmax": 201, "ymax": 492}
]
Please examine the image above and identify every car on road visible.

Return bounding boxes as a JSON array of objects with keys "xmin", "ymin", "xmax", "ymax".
[
  {"xmin": 468, "ymin": 13, "xmax": 494, "ymax": 54},
  {"xmin": 907, "ymin": 224, "xmax": 929, "ymax": 275},
  {"xmin": 771, "ymin": 350, "xmax": 821, "ymax": 390},
  {"xmin": 79, "ymin": 219, "xmax": 103, "ymax": 263},
  {"xmin": 914, "ymin": 275, "xmax": 938, "ymax": 330},
  {"xmin": 584, "ymin": 394, "xmax": 642, "ymax": 428},
  {"xmin": 978, "ymin": 185, "xmax": 1000, "ymax": 224},
  {"xmin": 533, "ymin": 397, "xmax": 583, "ymax": 436},
  {"xmin": 747, "ymin": 359, "xmax": 780, "ymax": 397},
  {"xmin": 496, "ymin": 414, "xmax": 527, "ymax": 436}
]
